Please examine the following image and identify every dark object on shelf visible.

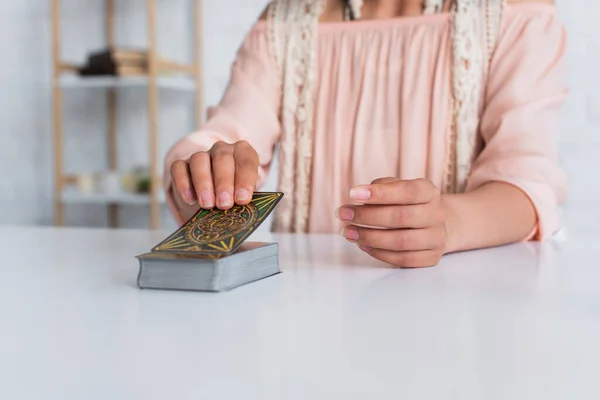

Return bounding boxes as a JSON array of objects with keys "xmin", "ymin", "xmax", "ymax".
[
  {"xmin": 79, "ymin": 47, "xmax": 148, "ymax": 77},
  {"xmin": 137, "ymin": 177, "xmax": 151, "ymax": 193}
]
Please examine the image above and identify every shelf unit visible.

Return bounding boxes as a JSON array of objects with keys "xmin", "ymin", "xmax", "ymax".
[
  {"xmin": 51, "ymin": 0, "xmax": 203, "ymax": 229},
  {"xmin": 61, "ymin": 186, "xmax": 166, "ymax": 206}
]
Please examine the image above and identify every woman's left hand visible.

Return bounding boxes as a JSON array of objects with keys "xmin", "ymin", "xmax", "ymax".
[{"xmin": 336, "ymin": 178, "xmax": 447, "ymax": 268}]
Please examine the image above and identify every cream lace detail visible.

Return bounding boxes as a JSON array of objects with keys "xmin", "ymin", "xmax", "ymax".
[
  {"xmin": 445, "ymin": 0, "xmax": 506, "ymax": 193},
  {"xmin": 349, "ymin": 0, "xmax": 363, "ymax": 19},
  {"xmin": 266, "ymin": 0, "xmax": 325, "ymax": 233},
  {"xmin": 265, "ymin": 0, "xmax": 506, "ymax": 231},
  {"xmin": 424, "ymin": 0, "xmax": 445, "ymax": 14}
]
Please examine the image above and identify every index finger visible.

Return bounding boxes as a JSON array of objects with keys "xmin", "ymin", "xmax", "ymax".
[{"xmin": 349, "ymin": 178, "xmax": 437, "ymax": 205}]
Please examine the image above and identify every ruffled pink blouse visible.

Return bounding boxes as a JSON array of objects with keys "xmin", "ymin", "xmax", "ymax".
[{"xmin": 164, "ymin": 4, "xmax": 568, "ymax": 239}]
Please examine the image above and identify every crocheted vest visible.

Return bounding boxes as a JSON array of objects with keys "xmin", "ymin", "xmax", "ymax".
[{"xmin": 266, "ymin": 0, "xmax": 507, "ymax": 232}]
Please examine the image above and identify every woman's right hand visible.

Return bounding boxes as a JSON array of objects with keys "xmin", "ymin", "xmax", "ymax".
[{"xmin": 169, "ymin": 140, "xmax": 260, "ymax": 219}]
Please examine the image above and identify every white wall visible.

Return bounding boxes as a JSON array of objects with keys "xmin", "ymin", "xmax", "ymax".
[
  {"xmin": 0, "ymin": 0, "xmax": 597, "ymax": 231},
  {"xmin": 554, "ymin": 1, "xmax": 600, "ymax": 233}
]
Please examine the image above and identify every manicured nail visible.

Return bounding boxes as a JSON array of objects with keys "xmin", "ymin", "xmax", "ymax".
[
  {"xmin": 183, "ymin": 188, "xmax": 196, "ymax": 205},
  {"xmin": 236, "ymin": 189, "xmax": 250, "ymax": 202},
  {"xmin": 342, "ymin": 226, "xmax": 359, "ymax": 241},
  {"xmin": 350, "ymin": 186, "xmax": 371, "ymax": 201},
  {"xmin": 218, "ymin": 191, "xmax": 232, "ymax": 207},
  {"xmin": 358, "ymin": 245, "xmax": 372, "ymax": 253},
  {"xmin": 336, "ymin": 207, "xmax": 354, "ymax": 221},
  {"xmin": 201, "ymin": 190, "xmax": 214, "ymax": 208}
]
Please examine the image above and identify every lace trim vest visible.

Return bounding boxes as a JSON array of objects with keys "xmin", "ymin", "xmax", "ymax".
[{"xmin": 266, "ymin": 0, "xmax": 507, "ymax": 233}]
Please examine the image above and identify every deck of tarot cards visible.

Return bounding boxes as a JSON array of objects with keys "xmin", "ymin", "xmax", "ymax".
[{"xmin": 136, "ymin": 192, "xmax": 283, "ymax": 292}]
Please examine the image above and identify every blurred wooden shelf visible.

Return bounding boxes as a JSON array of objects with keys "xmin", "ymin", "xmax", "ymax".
[
  {"xmin": 61, "ymin": 188, "xmax": 166, "ymax": 206},
  {"xmin": 58, "ymin": 75, "xmax": 197, "ymax": 92},
  {"xmin": 51, "ymin": 0, "xmax": 203, "ymax": 230}
]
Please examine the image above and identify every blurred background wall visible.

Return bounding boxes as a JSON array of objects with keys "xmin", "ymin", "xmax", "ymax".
[{"xmin": 0, "ymin": 0, "xmax": 596, "ymax": 232}]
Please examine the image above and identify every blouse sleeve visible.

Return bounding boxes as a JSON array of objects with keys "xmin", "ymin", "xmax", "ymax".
[
  {"xmin": 163, "ymin": 25, "xmax": 281, "ymax": 224},
  {"xmin": 465, "ymin": 7, "xmax": 569, "ymax": 241}
]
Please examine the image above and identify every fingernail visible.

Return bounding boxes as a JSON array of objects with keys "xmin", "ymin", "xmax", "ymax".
[
  {"xmin": 183, "ymin": 188, "xmax": 196, "ymax": 205},
  {"xmin": 336, "ymin": 207, "xmax": 354, "ymax": 221},
  {"xmin": 236, "ymin": 189, "xmax": 250, "ymax": 202},
  {"xmin": 350, "ymin": 186, "xmax": 371, "ymax": 201},
  {"xmin": 218, "ymin": 191, "xmax": 232, "ymax": 207},
  {"xmin": 201, "ymin": 190, "xmax": 214, "ymax": 208},
  {"xmin": 359, "ymin": 245, "xmax": 372, "ymax": 252},
  {"xmin": 342, "ymin": 226, "xmax": 359, "ymax": 241}
]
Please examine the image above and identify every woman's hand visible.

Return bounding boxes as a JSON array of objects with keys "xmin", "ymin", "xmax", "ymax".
[
  {"xmin": 336, "ymin": 178, "xmax": 447, "ymax": 268},
  {"xmin": 169, "ymin": 140, "xmax": 260, "ymax": 219}
]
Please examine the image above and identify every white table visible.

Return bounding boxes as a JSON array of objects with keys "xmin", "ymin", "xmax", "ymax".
[{"xmin": 1, "ymin": 224, "xmax": 599, "ymax": 400}]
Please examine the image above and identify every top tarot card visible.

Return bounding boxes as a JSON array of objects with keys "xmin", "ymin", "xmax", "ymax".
[{"xmin": 152, "ymin": 192, "xmax": 283, "ymax": 258}]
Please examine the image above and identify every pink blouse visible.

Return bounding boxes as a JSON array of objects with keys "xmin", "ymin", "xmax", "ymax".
[{"xmin": 164, "ymin": 4, "xmax": 568, "ymax": 239}]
